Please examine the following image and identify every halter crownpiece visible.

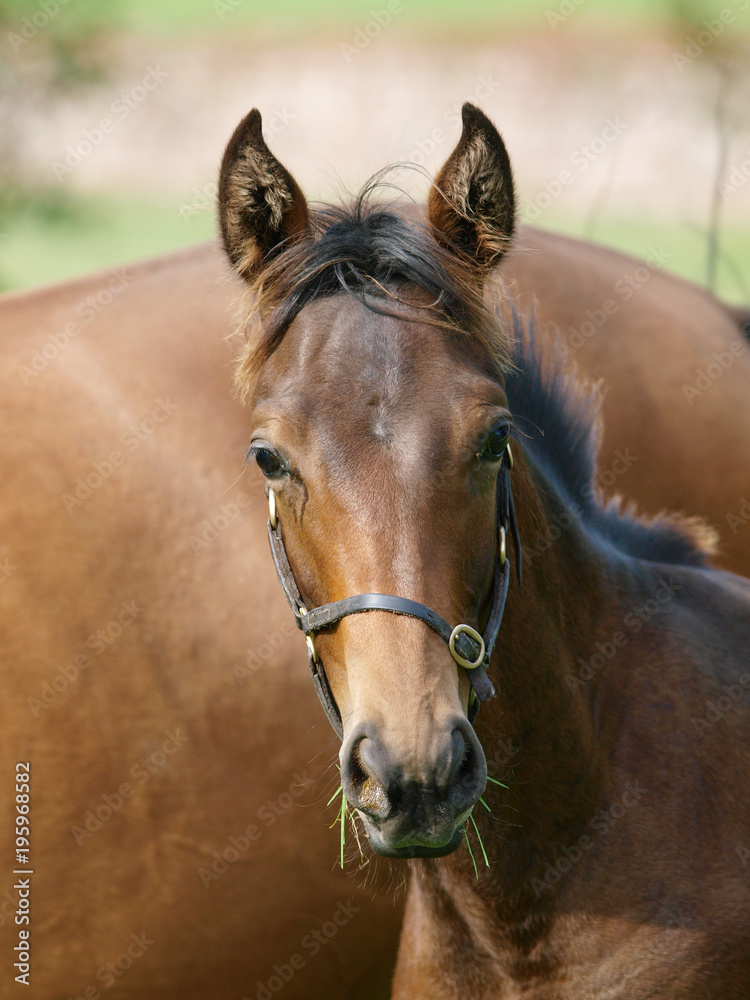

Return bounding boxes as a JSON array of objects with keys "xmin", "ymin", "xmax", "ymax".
[{"xmin": 264, "ymin": 447, "xmax": 521, "ymax": 739}]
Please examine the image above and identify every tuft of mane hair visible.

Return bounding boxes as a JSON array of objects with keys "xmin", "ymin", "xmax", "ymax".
[
  {"xmin": 504, "ymin": 313, "xmax": 716, "ymax": 568},
  {"xmin": 233, "ymin": 175, "xmax": 510, "ymax": 399}
]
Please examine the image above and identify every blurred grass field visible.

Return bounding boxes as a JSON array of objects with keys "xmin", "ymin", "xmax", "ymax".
[
  {"xmin": 1, "ymin": 0, "xmax": 748, "ymax": 300},
  {"xmin": 0, "ymin": 0, "xmax": 744, "ymax": 35},
  {"xmin": 4, "ymin": 192, "xmax": 748, "ymax": 303}
]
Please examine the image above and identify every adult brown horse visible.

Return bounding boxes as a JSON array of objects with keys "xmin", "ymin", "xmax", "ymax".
[
  {"xmin": 217, "ymin": 105, "xmax": 750, "ymax": 996},
  {"xmin": 0, "ymin": 103, "xmax": 748, "ymax": 999}
]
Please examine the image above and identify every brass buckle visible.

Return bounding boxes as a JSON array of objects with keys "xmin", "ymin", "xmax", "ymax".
[
  {"xmin": 449, "ymin": 624, "xmax": 485, "ymax": 670},
  {"xmin": 499, "ymin": 525, "xmax": 506, "ymax": 566},
  {"xmin": 299, "ymin": 605, "xmax": 320, "ymax": 664},
  {"xmin": 268, "ymin": 487, "xmax": 278, "ymax": 529},
  {"xmin": 506, "ymin": 444, "xmax": 514, "ymax": 470}
]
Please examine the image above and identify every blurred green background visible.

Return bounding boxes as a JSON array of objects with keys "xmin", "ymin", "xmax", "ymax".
[{"xmin": 1, "ymin": 0, "xmax": 748, "ymax": 300}]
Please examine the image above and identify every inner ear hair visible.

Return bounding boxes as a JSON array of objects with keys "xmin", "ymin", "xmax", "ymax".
[
  {"xmin": 218, "ymin": 108, "xmax": 310, "ymax": 281},
  {"xmin": 428, "ymin": 103, "xmax": 516, "ymax": 271}
]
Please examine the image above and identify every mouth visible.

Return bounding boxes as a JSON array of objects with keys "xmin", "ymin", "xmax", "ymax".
[{"xmin": 361, "ymin": 820, "xmax": 465, "ymax": 859}]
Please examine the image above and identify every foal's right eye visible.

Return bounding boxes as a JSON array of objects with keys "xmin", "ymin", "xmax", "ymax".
[{"xmin": 252, "ymin": 447, "xmax": 285, "ymax": 479}]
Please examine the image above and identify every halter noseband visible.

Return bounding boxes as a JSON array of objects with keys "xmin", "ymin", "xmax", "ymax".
[{"xmin": 265, "ymin": 446, "xmax": 521, "ymax": 739}]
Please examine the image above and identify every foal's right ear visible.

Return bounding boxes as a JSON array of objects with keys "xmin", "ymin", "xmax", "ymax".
[{"xmin": 218, "ymin": 109, "xmax": 310, "ymax": 281}]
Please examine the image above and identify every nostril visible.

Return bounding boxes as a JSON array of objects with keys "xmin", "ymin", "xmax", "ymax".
[
  {"xmin": 449, "ymin": 721, "xmax": 486, "ymax": 811},
  {"xmin": 348, "ymin": 739, "xmax": 368, "ymax": 797},
  {"xmin": 449, "ymin": 726, "xmax": 467, "ymax": 781},
  {"xmin": 454, "ymin": 736, "xmax": 474, "ymax": 788},
  {"xmin": 343, "ymin": 735, "xmax": 392, "ymax": 819}
]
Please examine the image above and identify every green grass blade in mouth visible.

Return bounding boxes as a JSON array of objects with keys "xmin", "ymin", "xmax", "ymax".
[
  {"xmin": 469, "ymin": 812, "xmax": 490, "ymax": 868},
  {"xmin": 327, "ymin": 785, "xmax": 344, "ymax": 807},
  {"xmin": 327, "ymin": 779, "xmax": 349, "ymax": 869},
  {"xmin": 340, "ymin": 791, "xmax": 347, "ymax": 869},
  {"xmin": 463, "ymin": 823, "xmax": 479, "ymax": 880}
]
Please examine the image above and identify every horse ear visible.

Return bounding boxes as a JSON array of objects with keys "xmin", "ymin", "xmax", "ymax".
[
  {"xmin": 428, "ymin": 103, "xmax": 516, "ymax": 271},
  {"xmin": 218, "ymin": 109, "xmax": 310, "ymax": 281}
]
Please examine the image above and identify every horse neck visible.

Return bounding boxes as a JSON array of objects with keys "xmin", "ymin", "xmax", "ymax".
[{"xmin": 419, "ymin": 443, "xmax": 632, "ymax": 922}]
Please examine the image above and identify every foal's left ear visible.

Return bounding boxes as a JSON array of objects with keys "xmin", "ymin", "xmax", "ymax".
[
  {"xmin": 428, "ymin": 103, "xmax": 516, "ymax": 271},
  {"xmin": 218, "ymin": 108, "xmax": 310, "ymax": 281}
]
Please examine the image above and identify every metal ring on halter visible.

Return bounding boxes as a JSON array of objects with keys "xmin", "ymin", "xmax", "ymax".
[
  {"xmin": 499, "ymin": 525, "xmax": 507, "ymax": 566},
  {"xmin": 268, "ymin": 488, "xmax": 278, "ymax": 529},
  {"xmin": 298, "ymin": 605, "xmax": 320, "ymax": 663},
  {"xmin": 449, "ymin": 624, "xmax": 485, "ymax": 670},
  {"xmin": 506, "ymin": 444, "xmax": 514, "ymax": 470}
]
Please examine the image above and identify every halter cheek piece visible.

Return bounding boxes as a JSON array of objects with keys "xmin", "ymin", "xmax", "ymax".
[{"xmin": 265, "ymin": 445, "xmax": 521, "ymax": 740}]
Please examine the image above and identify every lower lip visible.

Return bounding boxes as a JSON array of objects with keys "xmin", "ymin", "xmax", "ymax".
[{"xmin": 364, "ymin": 826, "xmax": 464, "ymax": 859}]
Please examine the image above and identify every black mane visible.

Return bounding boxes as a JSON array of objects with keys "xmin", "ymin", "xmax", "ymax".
[{"xmin": 504, "ymin": 315, "xmax": 709, "ymax": 567}]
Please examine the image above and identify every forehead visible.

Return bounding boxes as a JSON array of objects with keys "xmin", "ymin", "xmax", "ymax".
[{"xmin": 251, "ymin": 293, "xmax": 506, "ymax": 423}]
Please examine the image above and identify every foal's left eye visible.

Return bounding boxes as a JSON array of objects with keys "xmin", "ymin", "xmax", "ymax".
[{"xmin": 482, "ymin": 423, "xmax": 511, "ymax": 461}]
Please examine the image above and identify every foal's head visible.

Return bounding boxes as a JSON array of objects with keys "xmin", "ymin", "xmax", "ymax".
[{"xmin": 219, "ymin": 105, "xmax": 517, "ymax": 857}]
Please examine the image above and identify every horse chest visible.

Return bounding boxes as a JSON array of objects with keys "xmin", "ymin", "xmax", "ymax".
[{"xmin": 392, "ymin": 914, "xmax": 740, "ymax": 999}]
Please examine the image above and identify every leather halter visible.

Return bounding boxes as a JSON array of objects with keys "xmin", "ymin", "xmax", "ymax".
[{"xmin": 265, "ymin": 447, "xmax": 521, "ymax": 740}]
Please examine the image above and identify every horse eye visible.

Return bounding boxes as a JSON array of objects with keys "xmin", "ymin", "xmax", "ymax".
[
  {"xmin": 483, "ymin": 424, "xmax": 511, "ymax": 460},
  {"xmin": 253, "ymin": 447, "xmax": 284, "ymax": 478}
]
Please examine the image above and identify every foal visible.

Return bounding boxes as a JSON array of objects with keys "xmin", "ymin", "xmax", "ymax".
[{"xmin": 219, "ymin": 104, "xmax": 750, "ymax": 997}]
